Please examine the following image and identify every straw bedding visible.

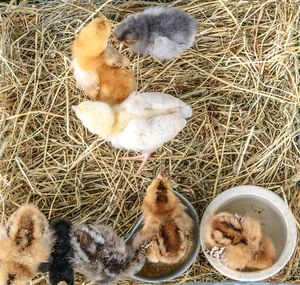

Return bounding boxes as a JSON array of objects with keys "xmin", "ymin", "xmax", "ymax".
[{"xmin": 0, "ymin": 0, "xmax": 299, "ymax": 283}]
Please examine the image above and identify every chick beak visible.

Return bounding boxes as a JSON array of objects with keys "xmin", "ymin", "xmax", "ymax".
[{"xmin": 112, "ymin": 34, "xmax": 119, "ymax": 44}]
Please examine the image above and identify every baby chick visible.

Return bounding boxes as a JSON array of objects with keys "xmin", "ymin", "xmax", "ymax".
[
  {"xmin": 70, "ymin": 224, "xmax": 147, "ymax": 285},
  {"xmin": 72, "ymin": 92, "xmax": 192, "ymax": 172},
  {"xmin": 132, "ymin": 175, "xmax": 193, "ymax": 264},
  {"xmin": 114, "ymin": 7, "xmax": 197, "ymax": 60},
  {"xmin": 205, "ymin": 212, "xmax": 276, "ymax": 271},
  {"xmin": 206, "ymin": 212, "xmax": 244, "ymax": 248},
  {"xmin": 48, "ymin": 219, "xmax": 74, "ymax": 285},
  {"xmin": 72, "ymin": 17, "xmax": 136, "ymax": 104},
  {"xmin": 0, "ymin": 204, "xmax": 53, "ymax": 285}
]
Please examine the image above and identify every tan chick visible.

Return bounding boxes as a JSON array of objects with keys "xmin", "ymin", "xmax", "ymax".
[
  {"xmin": 205, "ymin": 212, "xmax": 276, "ymax": 271},
  {"xmin": 206, "ymin": 212, "xmax": 244, "ymax": 248},
  {"xmin": 132, "ymin": 175, "xmax": 193, "ymax": 264},
  {"xmin": 72, "ymin": 17, "xmax": 136, "ymax": 104},
  {"xmin": 0, "ymin": 204, "xmax": 53, "ymax": 285}
]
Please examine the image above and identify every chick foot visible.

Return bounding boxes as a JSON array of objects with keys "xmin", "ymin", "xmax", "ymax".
[
  {"xmin": 204, "ymin": 246, "xmax": 225, "ymax": 260},
  {"xmin": 234, "ymin": 213, "xmax": 244, "ymax": 223},
  {"xmin": 122, "ymin": 153, "xmax": 151, "ymax": 173}
]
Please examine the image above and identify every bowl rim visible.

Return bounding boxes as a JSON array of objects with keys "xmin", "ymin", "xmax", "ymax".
[
  {"xmin": 125, "ymin": 190, "xmax": 200, "ymax": 283},
  {"xmin": 200, "ymin": 185, "xmax": 298, "ymax": 282}
]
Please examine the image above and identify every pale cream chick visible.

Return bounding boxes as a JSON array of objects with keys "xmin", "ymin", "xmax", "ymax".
[{"xmin": 72, "ymin": 92, "xmax": 192, "ymax": 172}]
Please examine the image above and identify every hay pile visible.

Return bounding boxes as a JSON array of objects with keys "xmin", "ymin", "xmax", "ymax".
[{"xmin": 0, "ymin": 0, "xmax": 299, "ymax": 283}]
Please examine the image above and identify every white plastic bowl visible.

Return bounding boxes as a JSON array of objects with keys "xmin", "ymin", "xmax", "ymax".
[{"xmin": 200, "ymin": 185, "xmax": 297, "ymax": 281}]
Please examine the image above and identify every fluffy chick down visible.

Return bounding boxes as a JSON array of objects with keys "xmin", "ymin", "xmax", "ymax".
[
  {"xmin": 72, "ymin": 91, "xmax": 192, "ymax": 172},
  {"xmin": 132, "ymin": 176, "xmax": 193, "ymax": 264},
  {"xmin": 0, "ymin": 204, "xmax": 53, "ymax": 285},
  {"xmin": 49, "ymin": 219, "xmax": 74, "ymax": 285},
  {"xmin": 205, "ymin": 212, "xmax": 276, "ymax": 271},
  {"xmin": 206, "ymin": 212, "xmax": 244, "ymax": 247},
  {"xmin": 114, "ymin": 6, "xmax": 197, "ymax": 60},
  {"xmin": 70, "ymin": 224, "xmax": 147, "ymax": 285},
  {"xmin": 72, "ymin": 17, "xmax": 136, "ymax": 104}
]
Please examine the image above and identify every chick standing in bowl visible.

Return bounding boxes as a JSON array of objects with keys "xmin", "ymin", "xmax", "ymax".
[{"xmin": 132, "ymin": 175, "xmax": 194, "ymax": 264}]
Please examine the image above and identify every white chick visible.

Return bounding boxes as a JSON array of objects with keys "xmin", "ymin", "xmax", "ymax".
[
  {"xmin": 72, "ymin": 92, "xmax": 192, "ymax": 172},
  {"xmin": 114, "ymin": 6, "xmax": 197, "ymax": 60},
  {"xmin": 70, "ymin": 224, "xmax": 148, "ymax": 285}
]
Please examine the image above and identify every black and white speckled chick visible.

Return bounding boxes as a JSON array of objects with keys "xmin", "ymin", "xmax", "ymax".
[
  {"xmin": 49, "ymin": 219, "xmax": 74, "ymax": 285},
  {"xmin": 114, "ymin": 6, "xmax": 197, "ymax": 60},
  {"xmin": 71, "ymin": 224, "xmax": 146, "ymax": 285}
]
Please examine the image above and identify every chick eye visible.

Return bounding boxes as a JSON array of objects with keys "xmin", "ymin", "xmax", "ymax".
[
  {"xmin": 6, "ymin": 226, "xmax": 10, "ymax": 236},
  {"xmin": 7, "ymin": 273, "xmax": 15, "ymax": 285}
]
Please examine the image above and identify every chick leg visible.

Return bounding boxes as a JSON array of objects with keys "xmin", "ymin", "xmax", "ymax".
[
  {"xmin": 234, "ymin": 213, "xmax": 244, "ymax": 223},
  {"xmin": 122, "ymin": 153, "xmax": 151, "ymax": 173}
]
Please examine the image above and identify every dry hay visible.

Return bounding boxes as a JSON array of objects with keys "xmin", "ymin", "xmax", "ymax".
[{"xmin": 0, "ymin": 0, "xmax": 299, "ymax": 283}]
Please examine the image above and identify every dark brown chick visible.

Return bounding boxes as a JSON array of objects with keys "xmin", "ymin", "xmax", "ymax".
[{"xmin": 132, "ymin": 175, "xmax": 193, "ymax": 264}]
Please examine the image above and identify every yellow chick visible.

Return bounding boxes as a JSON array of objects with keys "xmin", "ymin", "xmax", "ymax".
[{"xmin": 72, "ymin": 17, "xmax": 136, "ymax": 104}]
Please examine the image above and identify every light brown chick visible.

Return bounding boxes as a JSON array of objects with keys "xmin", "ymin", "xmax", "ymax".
[
  {"xmin": 0, "ymin": 204, "xmax": 53, "ymax": 285},
  {"xmin": 206, "ymin": 212, "xmax": 244, "ymax": 248},
  {"xmin": 132, "ymin": 175, "xmax": 193, "ymax": 264},
  {"xmin": 206, "ymin": 215, "xmax": 276, "ymax": 271},
  {"xmin": 72, "ymin": 17, "xmax": 136, "ymax": 104},
  {"xmin": 240, "ymin": 215, "xmax": 262, "ymax": 251},
  {"xmin": 240, "ymin": 217, "xmax": 276, "ymax": 270},
  {"xmin": 245, "ymin": 236, "xmax": 276, "ymax": 270}
]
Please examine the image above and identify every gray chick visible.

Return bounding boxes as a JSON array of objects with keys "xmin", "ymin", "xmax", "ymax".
[
  {"xmin": 71, "ymin": 224, "xmax": 147, "ymax": 285},
  {"xmin": 114, "ymin": 6, "xmax": 197, "ymax": 60}
]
